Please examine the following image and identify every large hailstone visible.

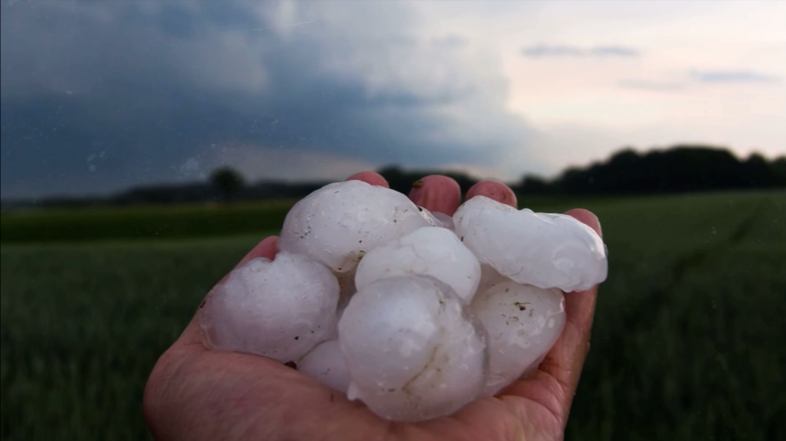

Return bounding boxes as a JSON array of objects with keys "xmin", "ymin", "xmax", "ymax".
[
  {"xmin": 454, "ymin": 196, "xmax": 607, "ymax": 292},
  {"xmin": 278, "ymin": 180, "xmax": 430, "ymax": 273},
  {"xmin": 355, "ymin": 227, "xmax": 481, "ymax": 303},
  {"xmin": 297, "ymin": 340, "xmax": 351, "ymax": 394},
  {"xmin": 199, "ymin": 252, "xmax": 339, "ymax": 363},
  {"xmin": 338, "ymin": 276, "xmax": 488, "ymax": 422},
  {"xmin": 471, "ymin": 280, "xmax": 566, "ymax": 396}
]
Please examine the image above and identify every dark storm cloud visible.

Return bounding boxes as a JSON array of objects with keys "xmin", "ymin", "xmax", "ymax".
[{"xmin": 0, "ymin": 1, "xmax": 532, "ymax": 198}]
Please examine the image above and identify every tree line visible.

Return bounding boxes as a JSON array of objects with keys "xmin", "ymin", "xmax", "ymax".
[
  {"xmin": 119, "ymin": 145, "xmax": 786, "ymax": 203},
  {"xmin": 4, "ymin": 145, "xmax": 784, "ymax": 210},
  {"xmin": 381, "ymin": 145, "xmax": 786, "ymax": 195},
  {"xmin": 519, "ymin": 145, "xmax": 786, "ymax": 195}
]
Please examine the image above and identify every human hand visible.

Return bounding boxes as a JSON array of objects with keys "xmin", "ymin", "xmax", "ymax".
[{"xmin": 143, "ymin": 171, "xmax": 602, "ymax": 441}]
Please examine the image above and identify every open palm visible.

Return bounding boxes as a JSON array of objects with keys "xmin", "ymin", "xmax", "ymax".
[{"xmin": 143, "ymin": 172, "xmax": 602, "ymax": 441}]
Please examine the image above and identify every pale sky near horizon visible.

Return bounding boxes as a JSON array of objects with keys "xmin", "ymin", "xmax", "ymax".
[
  {"xmin": 412, "ymin": 1, "xmax": 786, "ymax": 175},
  {"xmin": 1, "ymin": 0, "xmax": 784, "ymax": 198}
]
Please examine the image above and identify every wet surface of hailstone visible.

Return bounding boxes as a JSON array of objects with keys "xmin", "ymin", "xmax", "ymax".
[
  {"xmin": 297, "ymin": 340, "xmax": 351, "ymax": 394},
  {"xmin": 199, "ymin": 252, "xmax": 339, "ymax": 363},
  {"xmin": 471, "ymin": 281, "xmax": 565, "ymax": 396},
  {"xmin": 278, "ymin": 180, "xmax": 430, "ymax": 273},
  {"xmin": 338, "ymin": 276, "xmax": 487, "ymax": 422},
  {"xmin": 419, "ymin": 207, "xmax": 455, "ymax": 231},
  {"xmin": 200, "ymin": 185, "xmax": 609, "ymax": 423},
  {"xmin": 355, "ymin": 226, "xmax": 481, "ymax": 303},
  {"xmin": 455, "ymin": 196, "xmax": 607, "ymax": 292}
]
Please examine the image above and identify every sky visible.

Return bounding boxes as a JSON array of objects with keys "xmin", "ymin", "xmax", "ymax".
[{"xmin": 1, "ymin": 0, "xmax": 784, "ymax": 199}]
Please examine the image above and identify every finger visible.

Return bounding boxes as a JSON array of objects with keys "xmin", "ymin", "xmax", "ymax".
[
  {"xmin": 346, "ymin": 171, "xmax": 389, "ymax": 188},
  {"xmin": 178, "ymin": 236, "xmax": 280, "ymax": 348},
  {"xmin": 565, "ymin": 208, "xmax": 602, "ymax": 237},
  {"xmin": 503, "ymin": 209, "xmax": 602, "ymax": 424},
  {"xmin": 542, "ymin": 209, "xmax": 601, "ymax": 414},
  {"xmin": 466, "ymin": 180, "xmax": 518, "ymax": 208},
  {"xmin": 408, "ymin": 175, "xmax": 462, "ymax": 215}
]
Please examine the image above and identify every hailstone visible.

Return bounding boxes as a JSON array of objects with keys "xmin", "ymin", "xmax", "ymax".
[
  {"xmin": 454, "ymin": 196, "xmax": 607, "ymax": 292},
  {"xmin": 297, "ymin": 340, "xmax": 351, "ymax": 394},
  {"xmin": 278, "ymin": 180, "xmax": 430, "ymax": 272},
  {"xmin": 199, "ymin": 252, "xmax": 339, "ymax": 363},
  {"xmin": 355, "ymin": 226, "xmax": 481, "ymax": 303},
  {"xmin": 419, "ymin": 207, "xmax": 455, "ymax": 231},
  {"xmin": 477, "ymin": 264, "xmax": 510, "ymax": 294},
  {"xmin": 432, "ymin": 211, "xmax": 455, "ymax": 231},
  {"xmin": 471, "ymin": 280, "xmax": 566, "ymax": 396},
  {"xmin": 338, "ymin": 276, "xmax": 488, "ymax": 422}
]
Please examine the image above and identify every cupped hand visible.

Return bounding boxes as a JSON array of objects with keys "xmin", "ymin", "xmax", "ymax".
[{"xmin": 143, "ymin": 171, "xmax": 602, "ymax": 441}]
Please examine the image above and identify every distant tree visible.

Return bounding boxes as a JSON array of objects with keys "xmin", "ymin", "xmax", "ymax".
[
  {"xmin": 770, "ymin": 156, "xmax": 786, "ymax": 186},
  {"xmin": 518, "ymin": 175, "xmax": 551, "ymax": 194},
  {"xmin": 744, "ymin": 153, "xmax": 773, "ymax": 188},
  {"xmin": 376, "ymin": 165, "xmax": 410, "ymax": 193},
  {"xmin": 210, "ymin": 167, "xmax": 245, "ymax": 201},
  {"xmin": 549, "ymin": 145, "xmax": 779, "ymax": 195}
]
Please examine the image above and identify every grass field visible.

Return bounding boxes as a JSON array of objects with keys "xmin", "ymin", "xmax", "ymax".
[
  {"xmin": 1, "ymin": 190, "xmax": 785, "ymax": 440},
  {"xmin": 0, "ymin": 199, "xmax": 298, "ymax": 244}
]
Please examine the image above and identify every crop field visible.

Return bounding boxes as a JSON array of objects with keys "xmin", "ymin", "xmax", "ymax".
[{"xmin": 1, "ymin": 190, "xmax": 785, "ymax": 440}]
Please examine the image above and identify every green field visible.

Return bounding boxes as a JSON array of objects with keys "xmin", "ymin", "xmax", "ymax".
[
  {"xmin": 1, "ymin": 190, "xmax": 785, "ymax": 440},
  {"xmin": 0, "ymin": 199, "xmax": 298, "ymax": 244}
]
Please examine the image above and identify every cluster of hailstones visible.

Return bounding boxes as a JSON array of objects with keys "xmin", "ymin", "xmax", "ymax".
[{"xmin": 199, "ymin": 180, "xmax": 608, "ymax": 422}]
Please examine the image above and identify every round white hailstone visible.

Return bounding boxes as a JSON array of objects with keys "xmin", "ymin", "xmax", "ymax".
[
  {"xmin": 477, "ymin": 264, "xmax": 510, "ymax": 294},
  {"xmin": 355, "ymin": 227, "xmax": 481, "ymax": 303},
  {"xmin": 278, "ymin": 180, "xmax": 430, "ymax": 273},
  {"xmin": 454, "ymin": 196, "xmax": 608, "ymax": 292},
  {"xmin": 199, "ymin": 252, "xmax": 339, "ymax": 363},
  {"xmin": 419, "ymin": 207, "xmax": 455, "ymax": 231},
  {"xmin": 297, "ymin": 340, "xmax": 351, "ymax": 393},
  {"xmin": 471, "ymin": 280, "xmax": 565, "ymax": 396},
  {"xmin": 338, "ymin": 276, "xmax": 488, "ymax": 422}
]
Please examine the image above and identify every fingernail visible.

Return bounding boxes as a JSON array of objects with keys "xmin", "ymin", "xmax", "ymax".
[
  {"xmin": 408, "ymin": 175, "xmax": 461, "ymax": 215},
  {"xmin": 565, "ymin": 209, "xmax": 602, "ymax": 237},
  {"xmin": 466, "ymin": 180, "xmax": 517, "ymax": 208},
  {"xmin": 409, "ymin": 180, "xmax": 436, "ymax": 207},
  {"xmin": 346, "ymin": 171, "xmax": 389, "ymax": 188}
]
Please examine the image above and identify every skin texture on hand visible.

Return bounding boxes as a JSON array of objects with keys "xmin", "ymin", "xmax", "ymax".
[{"xmin": 143, "ymin": 172, "xmax": 602, "ymax": 441}]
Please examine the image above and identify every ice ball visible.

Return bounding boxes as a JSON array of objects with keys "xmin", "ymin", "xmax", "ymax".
[
  {"xmin": 198, "ymin": 252, "xmax": 339, "ymax": 363},
  {"xmin": 471, "ymin": 280, "xmax": 565, "ymax": 396},
  {"xmin": 278, "ymin": 180, "xmax": 430, "ymax": 273},
  {"xmin": 355, "ymin": 226, "xmax": 481, "ymax": 303},
  {"xmin": 454, "ymin": 196, "xmax": 607, "ymax": 292},
  {"xmin": 297, "ymin": 340, "xmax": 351, "ymax": 394},
  {"xmin": 338, "ymin": 275, "xmax": 488, "ymax": 422}
]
